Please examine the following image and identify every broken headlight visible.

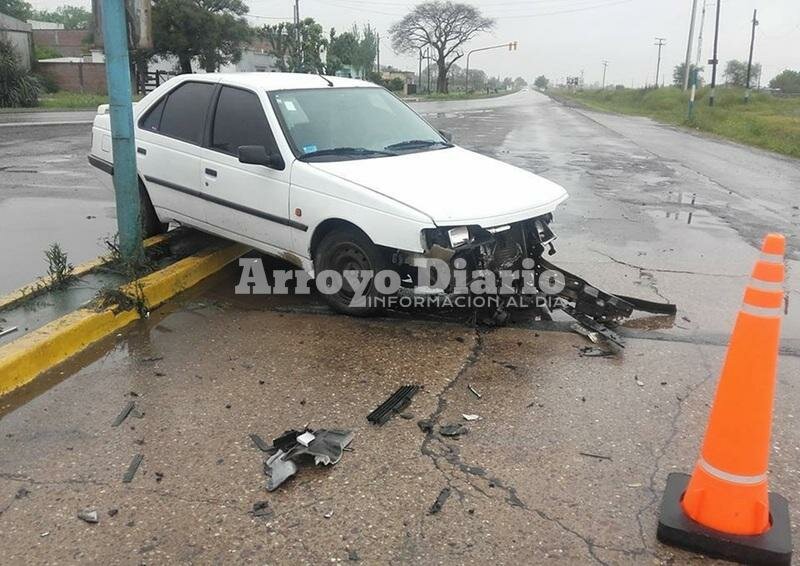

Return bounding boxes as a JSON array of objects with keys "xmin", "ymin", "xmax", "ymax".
[{"xmin": 447, "ymin": 226, "xmax": 470, "ymax": 248}]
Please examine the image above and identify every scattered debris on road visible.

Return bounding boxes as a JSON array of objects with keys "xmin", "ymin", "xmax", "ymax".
[
  {"xmin": 571, "ymin": 322, "xmax": 600, "ymax": 343},
  {"xmin": 462, "ymin": 414, "xmax": 481, "ymax": 421},
  {"xmin": 112, "ymin": 401, "xmax": 136, "ymax": 427},
  {"xmin": 122, "ymin": 454, "xmax": 144, "ymax": 483},
  {"xmin": 251, "ymin": 501, "xmax": 273, "ymax": 519},
  {"xmin": 324, "ymin": 510, "xmax": 334, "ymax": 519},
  {"xmin": 249, "ymin": 433, "xmax": 275, "ymax": 453},
  {"xmin": 577, "ymin": 346, "xmax": 615, "ymax": 358},
  {"xmin": 0, "ymin": 326, "xmax": 18, "ymax": 339},
  {"xmin": 77, "ymin": 509, "xmax": 99, "ymax": 524},
  {"xmin": 367, "ymin": 385, "xmax": 420, "ymax": 425},
  {"xmin": 262, "ymin": 428, "xmax": 354, "ymax": 491},
  {"xmin": 417, "ymin": 420, "xmax": 433, "ymax": 433},
  {"xmin": 440, "ymin": 424, "xmax": 468, "ymax": 438},
  {"xmin": 579, "ymin": 451, "xmax": 612, "ymax": 461},
  {"xmin": 468, "ymin": 385, "xmax": 482, "ymax": 399},
  {"xmin": 429, "ymin": 488, "xmax": 451, "ymax": 514}
]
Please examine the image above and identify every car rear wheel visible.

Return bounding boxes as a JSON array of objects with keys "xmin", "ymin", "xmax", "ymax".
[
  {"xmin": 313, "ymin": 227, "xmax": 389, "ymax": 316},
  {"xmin": 139, "ymin": 180, "xmax": 167, "ymax": 238}
]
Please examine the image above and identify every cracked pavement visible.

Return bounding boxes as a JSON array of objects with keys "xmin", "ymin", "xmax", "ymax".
[{"xmin": 1, "ymin": 91, "xmax": 799, "ymax": 563}]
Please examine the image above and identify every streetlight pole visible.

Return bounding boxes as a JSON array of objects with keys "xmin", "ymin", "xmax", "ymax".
[
  {"xmin": 683, "ymin": 0, "xmax": 699, "ymax": 90},
  {"xmin": 601, "ymin": 60, "xmax": 608, "ymax": 89},
  {"xmin": 745, "ymin": 9, "xmax": 758, "ymax": 103},
  {"xmin": 465, "ymin": 41, "xmax": 517, "ymax": 93},
  {"xmin": 100, "ymin": 0, "xmax": 143, "ymax": 263},
  {"xmin": 654, "ymin": 37, "xmax": 666, "ymax": 88},
  {"xmin": 708, "ymin": 0, "xmax": 721, "ymax": 106}
]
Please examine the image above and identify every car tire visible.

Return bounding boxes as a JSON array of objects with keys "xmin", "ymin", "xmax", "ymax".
[
  {"xmin": 139, "ymin": 180, "xmax": 167, "ymax": 238},
  {"xmin": 313, "ymin": 227, "xmax": 390, "ymax": 316}
]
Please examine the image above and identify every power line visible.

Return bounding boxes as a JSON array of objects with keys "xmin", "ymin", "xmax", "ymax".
[{"xmin": 493, "ymin": 0, "xmax": 635, "ymax": 19}]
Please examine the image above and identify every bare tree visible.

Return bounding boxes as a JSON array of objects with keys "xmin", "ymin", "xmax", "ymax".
[{"xmin": 389, "ymin": 1, "xmax": 494, "ymax": 93}]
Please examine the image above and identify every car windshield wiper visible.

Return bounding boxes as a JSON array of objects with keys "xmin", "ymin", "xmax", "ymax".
[
  {"xmin": 298, "ymin": 147, "xmax": 396, "ymax": 161},
  {"xmin": 384, "ymin": 139, "xmax": 453, "ymax": 151}
]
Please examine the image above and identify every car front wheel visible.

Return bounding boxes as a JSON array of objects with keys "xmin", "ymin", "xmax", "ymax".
[{"xmin": 313, "ymin": 227, "xmax": 390, "ymax": 316}]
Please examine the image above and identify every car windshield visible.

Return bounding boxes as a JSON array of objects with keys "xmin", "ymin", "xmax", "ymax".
[{"xmin": 270, "ymin": 87, "xmax": 451, "ymax": 161}]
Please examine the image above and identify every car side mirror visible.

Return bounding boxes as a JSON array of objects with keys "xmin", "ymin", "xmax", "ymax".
[
  {"xmin": 439, "ymin": 130, "xmax": 453, "ymax": 142},
  {"xmin": 238, "ymin": 145, "xmax": 283, "ymax": 169}
]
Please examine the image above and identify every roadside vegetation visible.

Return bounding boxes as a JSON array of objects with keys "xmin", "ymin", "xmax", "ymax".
[
  {"xmin": 0, "ymin": 38, "xmax": 41, "ymax": 108},
  {"xmin": 555, "ymin": 86, "xmax": 800, "ymax": 159}
]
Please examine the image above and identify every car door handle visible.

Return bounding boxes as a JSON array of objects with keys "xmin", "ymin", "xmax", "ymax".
[
  {"xmin": 137, "ymin": 147, "xmax": 147, "ymax": 155},
  {"xmin": 205, "ymin": 168, "xmax": 217, "ymax": 178}
]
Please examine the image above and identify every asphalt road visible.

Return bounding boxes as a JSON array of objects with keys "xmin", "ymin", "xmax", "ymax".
[
  {"xmin": 0, "ymin": 92, "xmax": 798, "ymax": 564},
  {"xmin": 0, "ymin": 117, "xmax": 115, "ymax": 294}
]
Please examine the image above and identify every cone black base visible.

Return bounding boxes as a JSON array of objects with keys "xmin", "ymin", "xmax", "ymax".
[{"xmin": 657, "ymin": 473, "xmax": 792, "ymax": 566}]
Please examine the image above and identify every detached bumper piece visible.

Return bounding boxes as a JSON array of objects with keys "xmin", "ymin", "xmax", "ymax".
[
  {"xmin": 263, "ymin": 428, "xmax": 354, "ymax": 491},
  {"xmin": 367, "ymin": 385, "xmax": 420, "ymax": 426},
  {"xmin": 539, "ymin": 258, "xmax": 677, "ymax": 348}
]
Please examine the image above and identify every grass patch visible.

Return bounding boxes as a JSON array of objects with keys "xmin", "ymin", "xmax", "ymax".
[
  {"xmin": 38, "ymin": 91, "xmax": 110, "ymax": 109},
  {"xmin": 409, "ymin": 89, "xmax": 519, "ymax": 101},
  {"xmin": 554, "ymin": 87, "xmax": 800, "ymax": 159}
]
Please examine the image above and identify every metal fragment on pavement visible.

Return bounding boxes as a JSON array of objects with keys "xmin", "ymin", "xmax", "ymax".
[
  {"xmin": 112, "ymin": 400, "xmax": 136, "ymax": 427},
  {"xmin": 77, "ymin": 509, "xmax": 99, "ymax": 523},
  {"xmin": 265, "ymin": 450, "xmax": 298, "ymax": 491}
]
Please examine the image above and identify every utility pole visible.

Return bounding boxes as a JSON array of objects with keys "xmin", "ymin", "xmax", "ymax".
[
  {"xmin": 654, "ymin": 38, "xmax": 666, "ymax": 88},
  {"xmin": 376, "ymin": 32, "xmax": 380, "ymax": 75},
  {"xmin": 426, "ymin": 46, "xmax": 431, "ymax": 93},
  {"xmin": 601, "ymin": 60, "xmax": 608, "ymax": 89},
  {"xmin": 293, "ymin": 0, "xmax": 300, "ymax": 72},
  {"xmin": 695, "ymin": 1, "xmax": 709, "ymax": 71},
  {"xmin": 100, "ymin": 0, "xmax": 143, "ymax": 262},
  {"xmin": 745, "ymin": 9, "xmax": 758, "ymax": 103},
  {"xmin": 418, "ymin": 48, "xmax": 422, "ymax": 94},
  {"xmin": 683, "ymin": 0, "xmax": 699, "ymax": 90},
  {"xmin": 708, "ymin": 0, "xmax": 721, "ymax": 106}
]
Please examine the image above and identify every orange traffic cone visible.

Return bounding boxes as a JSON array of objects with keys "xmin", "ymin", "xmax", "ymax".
[{"xmin": 657, "ymin": 233, "xmax": 791, "ymax": 565}]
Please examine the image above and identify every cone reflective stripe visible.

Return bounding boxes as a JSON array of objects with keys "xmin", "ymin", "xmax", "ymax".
[{"xmin": 680, "ymin": 234, "xmax": 784, "ymax": 536}]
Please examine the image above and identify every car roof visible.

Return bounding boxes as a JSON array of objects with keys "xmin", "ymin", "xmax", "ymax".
[{"xmin": 168, "ymin": 72, "xmax": 377, "ymax": 92}]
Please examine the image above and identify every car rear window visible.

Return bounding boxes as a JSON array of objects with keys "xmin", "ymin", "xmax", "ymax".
[
  {"xmin": 211, "ymin": 86, "xmax": 277, "ymax": 155},
  {"xmin": 157, "ymin": 82, "xmax": 215, "ymax": 145}
]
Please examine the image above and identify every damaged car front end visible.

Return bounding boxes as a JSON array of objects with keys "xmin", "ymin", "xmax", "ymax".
[{"xmin": 391, "ymin": 213, "xmax": 675, "ymax": 342}]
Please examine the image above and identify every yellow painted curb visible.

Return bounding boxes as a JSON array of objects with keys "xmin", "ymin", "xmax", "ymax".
[
  {"xmin": 0, "ymin": 241, "xmax": 250, "ymax": 397},
  {"xmin": 0, "ymin": 233, "xmax": 171, "ymax": 312}
]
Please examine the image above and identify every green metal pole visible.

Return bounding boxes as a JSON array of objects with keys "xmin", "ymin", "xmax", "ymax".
[{"xmin": 101, "ymin": 0, "xmax": 143, "ymax": 263}]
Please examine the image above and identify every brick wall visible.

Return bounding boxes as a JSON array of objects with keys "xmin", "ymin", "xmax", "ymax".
[
  {"xmin": 37, "ymin": 61, "xmax": 107, "ymax": 94},
  {"xmin": 33, "ymin": 29, "xmax": 90, "ymax": 57}
]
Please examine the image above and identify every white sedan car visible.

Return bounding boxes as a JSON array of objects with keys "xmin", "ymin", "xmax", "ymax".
[{"xmin": 89, "ymin": 73, "xmax": 571, "ymax": 315}]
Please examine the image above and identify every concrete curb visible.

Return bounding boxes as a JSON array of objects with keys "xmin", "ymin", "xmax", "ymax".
[
  {"xmin": 0, "ymin": 241, "xmax": 250, "ymax": 397},
  {"xmin": 0, "ymin": 233, "xmax": 171, "ymax": 312}
]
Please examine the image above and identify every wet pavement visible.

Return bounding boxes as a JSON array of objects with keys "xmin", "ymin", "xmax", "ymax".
[
  {"xmin": 1, "ymin": 91, "xmax": 798, "ymax": 564},
  {"xmin": 0, "ymin": 122, "xmax": 116, "ymax": 294}
]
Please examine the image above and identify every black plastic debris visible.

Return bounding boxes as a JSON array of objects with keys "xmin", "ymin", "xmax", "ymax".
[
  {"xmin": 367, "ymin": 385, "xmax": 420, "ymax": 425},
  {"xmin": 251, "ymin": 501, "xmax": 273, "ymax": 518},
  {"xmin": 417, "ymin": 420, "xmax": 433, "ymax": 433},
  {"xmin": 577, "ymin": 346, "xmax": 615, "ymax": 358},
  {"xmin": 263, "ymin": 428, "xmax": 354, "ymax": 491},
  {"xmin": 440, "ymin": 424, "xmax": 468, "ymax": 438},
  {"xmin": 249, "ymin": 433, "xmax": 275, "ymax": 454},
  {"xmin": 429, "ymin": 488, "xmax": 451, "ymax": 514},
  {"xmin": 122, "ymin": 454, "xmax": 143, "ymax": 483},
  {"xmin": 112, "ymin": 401, "xmax": 136, "ymax": 427}
]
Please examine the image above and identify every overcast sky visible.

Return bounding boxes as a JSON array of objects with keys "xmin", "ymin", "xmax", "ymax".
[{"xmin": 31, "ymin": 0, "xmax": 800, "ymax": 85}]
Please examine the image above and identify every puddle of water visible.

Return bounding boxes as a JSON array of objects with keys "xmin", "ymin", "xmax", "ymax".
[{"xmin": 0, "ymin": 196, "xmax": 117, "ymax": 294}]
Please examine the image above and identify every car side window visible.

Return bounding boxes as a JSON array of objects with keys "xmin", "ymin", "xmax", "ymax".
[
  {"xmin": 157, "ymin": 82, "xmax": 215, "ymax": 144},
  {"xmin": 140, "ymin": 97, "xmax": 166, "ymax": 132},
  {"xmin": 211, "ymin": 86, "xmax": 277, "ymax": 156}
]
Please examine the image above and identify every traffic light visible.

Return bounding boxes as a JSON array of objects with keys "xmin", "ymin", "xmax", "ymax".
[{"xmin": 508, "ymin": 41, "xmax": 518, "ymax": 51}]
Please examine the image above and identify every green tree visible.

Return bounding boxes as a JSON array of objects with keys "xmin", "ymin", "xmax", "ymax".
[
  {"xmin": 768, "ymin": 69, "xmax": 800, "ymax": 94},
  {"xmin": 0, "ymin": 38, "xmax": 40, "ymax": 107},
  {"xmin": 724, "ymin": 59, "xmax": 761, "ymax": 87},
  {"xmin": 30, "ymin": 5, "xmax": 91, "ymax": 29},
  {"xmin": 673, "ymin": 62, "xmax": 704, "ymax": 87},
  {"xmin": 533, "ymin": 75, "xmax": 548, "ymax": 89},
  {"xmin": 389, "ymin": 1, "xmax": 494, "ymax": 93},
  {"xmin": 261, "ymin": 18, "xmax": 327, "ymax": 73},
  {"xmin": 327, "ymin": 24, "xmax": 376, "ymax": 77},
  {"xmin": 512, "ymin": 76, "xmax": 527, "ymax": 89},
  {"xmin": 0, "ymin": 0, "xmax": 32, "ymax": 20},
  {"xmin": 151, "ymin": 0, "xmax": 252, "ymax": 74}
]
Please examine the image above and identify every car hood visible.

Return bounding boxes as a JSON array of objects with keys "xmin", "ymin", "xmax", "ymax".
[{"xmin": 307, "ymin": 146, "xmax": 568, "ymax": 227}]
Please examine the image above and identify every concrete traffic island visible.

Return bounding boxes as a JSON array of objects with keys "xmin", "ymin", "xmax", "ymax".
[{"xmin": 0, "ymin": 229, "xmax": 249, "ymax": 397}]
